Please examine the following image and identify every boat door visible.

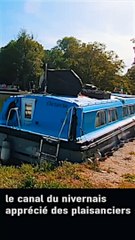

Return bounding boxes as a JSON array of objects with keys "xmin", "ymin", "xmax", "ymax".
[{"xmin": 21, "ymin": 98, "xmax": 36, "ymax": 125}]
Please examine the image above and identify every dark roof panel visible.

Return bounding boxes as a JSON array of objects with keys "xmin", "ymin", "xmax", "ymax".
[{"xmin": 46, "ymin": 69, "xmax": 83, "ymax": 97}]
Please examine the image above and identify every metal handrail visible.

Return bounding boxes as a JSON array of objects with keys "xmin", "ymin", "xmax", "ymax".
[
  {"xmin": 6, "ymin": 107, "xmax": 21, "ymax": 128},
  {"xmin": 58, "ymin": 107, "xmax": 73, "ymax": 139}
]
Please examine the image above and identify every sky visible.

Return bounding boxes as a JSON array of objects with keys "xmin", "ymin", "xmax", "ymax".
[{"xmin": 0, "ymin": 0, "xmax": 135, "ymax": 73}]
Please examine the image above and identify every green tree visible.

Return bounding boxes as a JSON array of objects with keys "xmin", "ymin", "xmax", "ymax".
[
  {"xmin": 44, "ymin": 48, "xmax": 66, "ymax": 69},
  {"xmin": 44, "ymin": 37, "xmax": 81, "ymax": 69},
  {"xmin": 0, "ymin": 30, "xmax": 44, "ymax": 90},
  {"xmin": 125, "ymin": 65, "xmax": 135, "ymax": 94},
  {"xmin": 45, "ymin": 37, "xmax": 125, "ymax": 91},
  {"xmin": 0, "ymin": 40, "xmax": 18, "ymax": 84}
]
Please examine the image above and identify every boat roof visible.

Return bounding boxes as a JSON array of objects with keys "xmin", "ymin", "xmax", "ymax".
[
  {"xmin": 12, "ymin": 92, "xmax": 135, "ymax": 109},
  {"xmin": 111, "ymin": 94, "xmax": 135, "ymax": 104},
  {"xmin": 111, "ymin": 93, "xmax": 135, "ymax": 98},
  {"xmin": 16, "ymin": 93, "xmax": 120, "ymax": 106},
  {"xmin": 47, "ymin": 95, "xmax": 120, "ymax": 107}
]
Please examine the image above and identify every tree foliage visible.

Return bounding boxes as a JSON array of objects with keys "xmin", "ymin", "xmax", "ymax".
[
  {"xmin": 0, "ymin": 32, "xmax": 134, "ymax": 93},
  {"xmin": 0, "ymin": 40, "xmax": 18, "ymax": 84},
  {"xmin": 125, "ymin": 66, "xmax": 135, "ymax": 94},
  {"xmin": 0, "ymin": 30, "xmax": 44, "ymax": 90},
  {"xmin": 45, "ymin": 36, "xmax": 127, "ymax": 91}
]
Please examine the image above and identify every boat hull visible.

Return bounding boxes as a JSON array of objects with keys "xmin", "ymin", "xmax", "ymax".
[{"xmin": 0, "ymin": 118, "xmax": 134, "ymax": 164}]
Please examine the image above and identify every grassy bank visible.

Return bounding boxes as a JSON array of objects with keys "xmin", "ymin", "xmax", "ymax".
[
  {"xmin": 0, "ymin": 159, "xmax": 135, "ymax": 189},
  {"xmin": 0, "ymin": 161, "xmax": 97, "ymax": 189}
]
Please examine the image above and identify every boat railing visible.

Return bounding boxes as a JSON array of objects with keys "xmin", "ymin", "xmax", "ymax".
[
  {"xmin": 37, "ymin": 107, "xmax": 74, "ymax": 163},
  {"xmin": 58, "ymin": 107, "xmax": 73, "ymax": 139},
  {"xmin": 6, "ymin": 107, "xmax": 21, "ymax": 128}
]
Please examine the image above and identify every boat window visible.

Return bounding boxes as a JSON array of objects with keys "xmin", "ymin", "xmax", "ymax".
[
  {"xmin": 25, "ymin": 103, "xmax": 32, "ymax": 119},
  {"xmin": 21, "ymin": 98, "xmax": 36, "ymax": 123},
  {"xmin": 95, "ymin": 110, "xmax": 106, "ymax": 128},
  {"xmin": 108, "ymin": 108, "xmax": 118, "ymax": 122},
  {"xmin": 128, "ymin": 105, "xmax": 134, "ymax": 115},
  {"xmin": 123, "ymin": 106, "xmax": 129, "ymax": 118}
]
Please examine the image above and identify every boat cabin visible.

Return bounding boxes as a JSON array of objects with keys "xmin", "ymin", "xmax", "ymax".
[{"xmin": 1, "ymin": 93, "xmax": 135, "ymax": 142}]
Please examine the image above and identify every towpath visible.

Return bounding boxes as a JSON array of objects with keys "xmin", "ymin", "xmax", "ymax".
[{"xmin": 83, "ymin": 140, "xmax": 135, "ymax": 188}]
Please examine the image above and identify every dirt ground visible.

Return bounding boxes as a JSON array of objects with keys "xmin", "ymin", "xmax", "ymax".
[{"xmin": 82, "ymin": 140, "xmax": 135, "ymax": 188}]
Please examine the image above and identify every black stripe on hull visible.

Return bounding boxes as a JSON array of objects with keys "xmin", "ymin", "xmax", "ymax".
[{"xmin": 0, "ymin": 120, "xmax": 135, "ymax": 152}]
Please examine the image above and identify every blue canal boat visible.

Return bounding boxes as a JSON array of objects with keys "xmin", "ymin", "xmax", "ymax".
[{"xmin": 0, "ymin": 69, "xmax": 135, "ymax": 164}]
